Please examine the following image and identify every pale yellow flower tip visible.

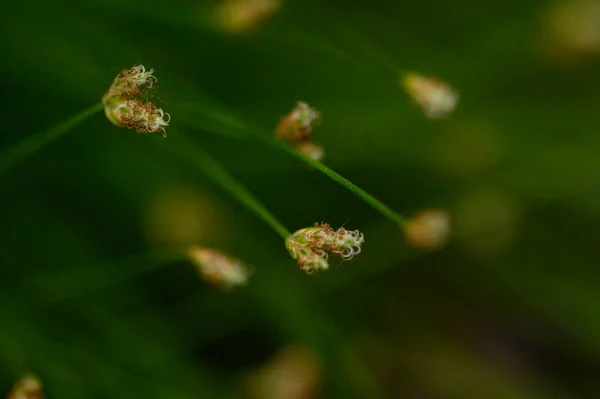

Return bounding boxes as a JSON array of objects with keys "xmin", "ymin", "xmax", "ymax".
[
  {"xmin": 404, "ymin": 210, "xmax": 451, "ymax": 250},
  {"xmin": 541, "ymin": 0, "xmax": 600, "ymax": 63},
  {"xmin": 294, "ymin": 141, "xmax": 324, "ymax": 162},
  {"xmin": 188, "ymin": 246, "xmax": 251, "ymax": 289},
  {"xmin": 245, "ymin": 345, "xmax": 322, "ymax": 399},
  {"xmin": 9, "ymin": 374, "xmax": 43, "ymax": 399},
  {"xmin": 213, "ymin": 0, "xmax": 282, "ymax": 35},
  {"xmin": 401, "ymin": 72, "xmax": 459, "ymax": 119},
  {"xmin": 275, "ymin": 101, "xmax": 321, "ymax": 142}
]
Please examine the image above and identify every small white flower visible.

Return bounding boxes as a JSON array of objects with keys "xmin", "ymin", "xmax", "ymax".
[
  {"xmin": 188, "ymin": 246, "xmax": 251, "ymax": 289},
  {"xmin": 401, "ymin": 72, "xmax": 459, "ymax": 119}
]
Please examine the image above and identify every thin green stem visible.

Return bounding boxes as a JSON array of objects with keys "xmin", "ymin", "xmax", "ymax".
[
  {"xmin": 160, "ymin": 133, "xmax": 291, "ymax": 239},
  {"xmin": 258, "ymin": 133, "xmax": 408, "ymax": 227},
  {"xmin": 0, "ymin": 102, "xmax": 103, "ymax": 176},
  {"xmin": 182, "ymin": 92, "xmax": 408, "ymax": 227}
]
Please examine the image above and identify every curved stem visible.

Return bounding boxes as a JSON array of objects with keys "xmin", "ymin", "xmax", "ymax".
[
  {"xmin": 160, "ymin": 133, "xmax": 291, "ymax": 239},
  {"xmin": 0, "ymin": 102, "xmax": 103, "ymax": 176},
  {"xmin": 258, "ymin": 133, "xmax": 408, "ymax": 227},
  {"xmin": 182, "ymin": 94, "xmax": 407, "ymax": 227}
]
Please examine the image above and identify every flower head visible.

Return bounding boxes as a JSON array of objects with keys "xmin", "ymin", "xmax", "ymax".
[
  {"xmin": 103, "ymin": 65, "xmax": 170, "ymax": 137},
  {"xmin": 188, "ymin": 246, "xmax": 251, "ymax": 289},
  {"xmin": 9, "ymin": 374, "xmax": 43, "ymax": 399},
  {"xmin": 401, "ymin": 72, "xmax": 459, "ymax": 119},
  {"xmin": 404, "ymin": 209, "xmax": 451, "ymax": 250},
  {"xmin": 286, "ymin": 223, "xmax": 364, "ymax": 274},
  {"xmin": 275, "ymin": 101, "xmax": 325, "ymax": 163},
  {"xmin": 276, "ymin": 102, "xmax": 321, "ymax": 142}
]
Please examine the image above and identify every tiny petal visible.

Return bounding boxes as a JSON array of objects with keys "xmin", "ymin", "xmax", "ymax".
[
  {"xmin": 401, "ymin": 72, "xmax": 459, "ymax": 119},
  {"xmin": 188, "ymin": 246, "xmax": 251, "ymax": 289},
  {"xmin": 404, "ymin": 210, "xmax": 451, "ymax": 250},
  {"xmin": 9, "ymin": 374, "xmax": 43, "ymax": 399}
]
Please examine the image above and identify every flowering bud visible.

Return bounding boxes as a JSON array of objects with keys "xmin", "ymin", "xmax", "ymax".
[
  {"xmin": 404, "ymin": 210, "xmax": 451, "ymax": 250},
  {"xmin": 102, "ymin": 65, "xmax": 170, "ymax": 137},
  {"xmin": 245, "ymin": 345, "xmax": 322, "ymax": 399},
  {"xmin": 401, "ymin": 72, "xmax": 459, "ymax": 119},
  {"xmin": 286, "ymin": 223, "xmax": 364, "ymax": 274},
  {"xmin": 293, "ymin": 141, "xmax": 324, "ymax": 162},
  {"xmin": 276, "ymin": 102, "xmax": 325, "ymax": 163},
  {"xmin": 541, "ymin": 0, "xmax": 600, "ymax": 63},
  {"xmin": 213, "ymin": 0, "xmax": 282, "ymax": 35},
  {"xmin": 276, "ymin": 102, "xmax": 321, "ymax": 142},
  {"xmin": 188, "ymin": 246, "xmax": 251, "ymax": 289},
  {"xmin": 9, "ymin": 374, "xmax": 43, "ymax": 399}
]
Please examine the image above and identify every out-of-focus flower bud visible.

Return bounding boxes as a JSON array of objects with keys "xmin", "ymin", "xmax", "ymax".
[
  {"xmin": 293, "ymin": 141, "xmax": 324, "ymax": 162},
  {"xmin": 102, "ymin": 65, "xmax": 170, "ymax": 137},
  {"xmin": 404, "ymin": 210, "xmax": 451, "ymax": 250},
  {"xmin": 213, "ymin": 0, "xmax": 282, "ymax": 35},
  {"xmin": 8, "ymin": 374, "xmax": 43, "ymax": 399},
  {"xmin": 401, "ymin": 72, "xmax": 459, "ymax": 119},
  {"xmin": 275, "ymin": 102, "xmax": 325, "ymax": 163},
  {"xmin": 188, "ymin": 246, "xmax": 251, "ymax": 289},
  {"xmin": 245, "ymin": 345, "xmax": 322, "ymax": 399},
  {"xmin": 275, "ymin": 102, "xmax": 321, "ymax": 142}
]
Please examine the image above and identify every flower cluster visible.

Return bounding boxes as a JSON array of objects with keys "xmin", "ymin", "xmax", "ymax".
[
  {"xmin": 275, "ymin": 102, "xmax": 324, "ymax": 162},
  {"xmin": 188, "ymin": 246, "xmax": 251, "ymax": 289},
  {"xmin": 102, "ymin": 65, "xmax": 170, "ymax": 137},
  {"xmin": 401, "ymin": 72, "xmax": 459, "ymax": 119},
  {"xmin": 286, "ymin": 223, "xmax": 364, "ymax": 274},
  {"xmin": 9, "ymin": 374, "xmax": 43, "ymax": 399}
]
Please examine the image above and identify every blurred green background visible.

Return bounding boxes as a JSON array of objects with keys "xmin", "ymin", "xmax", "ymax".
[{"xmin": 2, "ymin": 0, "xmax": 600, "ymax": 397}]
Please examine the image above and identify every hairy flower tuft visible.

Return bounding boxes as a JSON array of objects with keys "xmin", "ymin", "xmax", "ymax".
[
  {"xmin": 9, "ymin": 374, "xmax": 43, "ymax": 399},
  {"xmin": 213, "ymin": 0, "xmax": 282, "ymax": 35},
  {"xmin": 188, "ymin": 246, "xmax": 251, "ymax": 289},
  {"xmin": 401, "ymin": 72, "xmax": 458, "ymax": 119},
  {"xmin": 286, "ymin": 223, "xmax": 364, "ymax": 274},
  {"xmin": 103, "ymin": 65, "xmax": 170, "ymax": 137}
]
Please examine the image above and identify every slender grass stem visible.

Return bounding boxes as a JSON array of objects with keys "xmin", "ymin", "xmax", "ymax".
[
  {"xmin": 183, "ymin": 93, "xmax": 407, "ymax": 227},
  {"xmin": 0, "ymin": 102, "xmax": 103, "ymax": 176},
  {"xmin": 256, "ymin": 132, "xmax": 408, "ymax": 227},
  {"xmin": 160, "ymin": 133, "xmax": 291, "ymax": 239}
]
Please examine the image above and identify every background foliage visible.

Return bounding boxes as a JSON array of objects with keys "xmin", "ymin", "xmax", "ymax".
[{"xmin": 2, "ymin": 0, "xmax": 600, "ymax": 397}]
